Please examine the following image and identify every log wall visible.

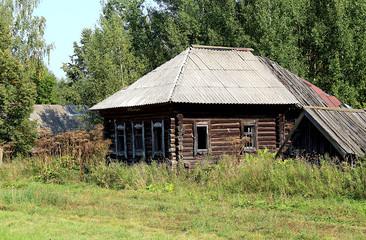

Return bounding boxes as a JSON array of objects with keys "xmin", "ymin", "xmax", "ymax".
[
  {"xmin": 178, "ymin": 116, "xmax": 278, "ymax": 168},
  {"xmin": 99, "ymin": 103, "xmax": 297, "ymax": 168}
]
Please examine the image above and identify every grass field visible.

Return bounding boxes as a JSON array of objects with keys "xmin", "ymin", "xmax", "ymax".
[
  {"xmin": 0, "ymin": 153, "xmax": 366, "ymax": 239},
  {"xmin": 0, "ymin": 181, "xmax": 365, "ymax": 239}
]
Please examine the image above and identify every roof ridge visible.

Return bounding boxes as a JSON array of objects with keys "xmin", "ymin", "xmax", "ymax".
[
  {"xmin": 192, "ymin": 44, "xmax": 254, "ymax": 51},
  {"xmin": 167, "ymin": 47, "xmax": 191, "ymax": 102}
]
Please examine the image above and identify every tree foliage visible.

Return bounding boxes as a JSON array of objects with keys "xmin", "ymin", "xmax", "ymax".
[
  {"xmin": 63, "ymin": 0, "xmax": 366, "ymax": 108},
  {"xmin": 0, "ymin": 48, "xmax": 37, "ymax": 152},
  {"xmin": 62, "ymin": 3, "xmax": 146, "ymax": 106},
  {"xmin": 0, "ymin": 0, "xmax": 54, "ymax": 152}
]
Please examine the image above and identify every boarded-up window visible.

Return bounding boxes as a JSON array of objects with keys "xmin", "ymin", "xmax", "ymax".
[
  {"xmin": 132, "ymin": 122, "xmax": 145, "ymax": 157},
  {"xmin": 151, "ymin": 120, "xmax": 165, "ymax": 157},
  {"xmin": 115, "ymin": 123, "xmax": 127, "ymax": 157}
]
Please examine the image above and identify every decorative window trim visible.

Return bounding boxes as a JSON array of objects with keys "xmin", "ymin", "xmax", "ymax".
[
  {"xmin": 151, "ymin": 120, "xmax": 165, "ymax": 158},
  {"xmin": 241, "ymin": 120, "xmax": 257, "ymax": 152},
  {"xmin": 132, "ymin": 121, "xmax": 145, "ymax": 158},
  {"xmin": 194, "ymin": 121, "xmax": 210, "ymax": 156},
  {"xmin": 114, "ymin": 121, "xmax": 127, "ymax": 157}
]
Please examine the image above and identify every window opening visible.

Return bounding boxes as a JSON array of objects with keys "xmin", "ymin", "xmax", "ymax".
[
  {"xmin": 154, "ymin": 127, "xmax": 163, "ymax": 151},
  {"xmin": 151, "ymin": 121, "xmax": 165, "ymax": 157},
  {"xmin": 115, "ymin": 123, "xmax": 127, "ymax": 157},
  {"xmin": 132, "ymin": 122, "xmax": 145, "ymax": 157},
  {"xmin": 194, "ymin": 122, "xmax": 210, "ymax": 156},
  {"xmin": 243, "ymin": 125, "xmax": 256, "ymax": 149},
  {"xmin": 197, "ymin": 126, "xmax": 208, "ymax": 150}
]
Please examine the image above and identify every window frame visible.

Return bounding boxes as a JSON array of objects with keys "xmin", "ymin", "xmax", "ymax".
[
  {"xmin": 132, "ymin": 121, "xmax": 145, "ymax": 158},
  {"xmin": 241, "ymin": 120, "xmax": 257, "ymax": 152},
  {"xmin": 114, "ymin": 121, "xmax": 127, "ymax": 158},
  {"xmin": 194, "ymin": 121, "xmax": 210, "ymax": 156},
  {"xmin": 151, "ymin": 120, "xmax": 165, "ymax": 157}
]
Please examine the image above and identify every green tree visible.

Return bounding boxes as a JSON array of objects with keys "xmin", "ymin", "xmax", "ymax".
[
  {"xmin": 63, "ymin": 8, "xmax": 146, "ymax": 106},
  {"xmin": 0, "ymin": 48, "xmax": 37, "ymax": 153},
  {"xmin": 30, "ymin": 62, "xmax": 58, "ymax": 104},
  {"xmin": 0, "ymin": 0, "xmax": 53, "ymax": 153},
  {"xmin": 65, "ymin": 0, "xmax": 366, "ymax": 108},
  {"xmin": 149, "ymin": 0, "xmax": 366, "ymax": 107},
  {"xmin": 1, "ymin": 0, "xmax": 55, "ymax": 104},
  {"xmin": 1, "ymin": 0, "xmax": 53, "ymax": 65}
]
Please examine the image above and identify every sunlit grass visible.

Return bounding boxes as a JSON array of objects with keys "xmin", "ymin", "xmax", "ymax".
[
  {"xmin": 0, "ymin": 180, "xmax": 365, "ymax": 239},
  {"xmin": 1, "ymin": 152, "xmax": 366, "ymax": 239}
]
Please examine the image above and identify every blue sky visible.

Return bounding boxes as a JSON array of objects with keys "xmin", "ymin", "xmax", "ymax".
[
  {"xmin": 34, "ymin": 0, "xmax": 102, "ymax": 80},
  {"xmin": 34, "ymin": 0, "xmax": 158, "ymax": 80}
]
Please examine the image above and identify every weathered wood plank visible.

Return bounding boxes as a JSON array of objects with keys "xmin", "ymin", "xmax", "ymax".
[
  {"xmin": 257, "ymin": 127, "xmax": 276, "ymax": 132},
  {"xmin": 211, "ymin": 142, "xmax": 235, "ymax": 147},
  {"xmin": 211, "ymin": 123, "xmax": 240, "ymax": 129},
  {"xmin": 211, "ymin": 129, "xmax": 240, "ymax": 134},
  {"xmin": 257, "ymin": 122, "xmax": 276, "ymax": 128},
  {"xmin": 212, "ymin": 132, "xmax": 240, "ymax": 138},
  {"xmin": 258, "ymin": 118, "xmax": 276, "ymax": 122},
  {"xmin": 258, "ymin": 136, "xmax": 276, "ymax": 141},
  {"xmin": 258, "ymin": 132, "xmax": 276, "ymax": 137},
  {"xmin": 211, "ymin": 119, "xmax": 241, "ymax": 124},
  {"xmin": 211, "ymin": 137, "xmax": 240, "ymax": 142}
]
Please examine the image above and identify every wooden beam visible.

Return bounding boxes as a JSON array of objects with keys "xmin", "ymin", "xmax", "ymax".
[{"xmin": 275, "ymin": 111, "xmax": 305, "ymax": 159}]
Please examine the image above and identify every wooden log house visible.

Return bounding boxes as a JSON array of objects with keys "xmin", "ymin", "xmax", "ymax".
[
  {"xmin": 91, "ymin": 45, "xmax": 360, "ymax": 167},
  {"xmin": 90, "ymin": 45, "xmax": 301, "ymax": 167}
]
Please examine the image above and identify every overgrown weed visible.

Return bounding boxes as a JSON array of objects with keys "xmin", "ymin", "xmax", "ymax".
[
  {"xmin": 2, "ymin": 145, "xmax": 366, "ymax": 200},
  {"xmin": 27, "ymin": 124, "xmax": 111, "ymax": 182}
]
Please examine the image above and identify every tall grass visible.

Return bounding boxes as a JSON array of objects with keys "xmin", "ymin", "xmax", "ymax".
[
  {"xmin": 2, "ymin": 141, "xmax": 365, "ymax": 200},
  {"xmin": 208, "ymin": 154, "xmax": 366, "ymax": 199},
  {"xmin": 87, "ymin": 152, "xmax": 366, "ymax": 200},
  {"xmin": 1, "ymin": 182, "xmax": 68, "ymax": 207}
]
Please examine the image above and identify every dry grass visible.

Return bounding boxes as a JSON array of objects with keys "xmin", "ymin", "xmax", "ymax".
[{"xmin": 29, "ymin": 124, "xmax": 111, "ymax": 178}]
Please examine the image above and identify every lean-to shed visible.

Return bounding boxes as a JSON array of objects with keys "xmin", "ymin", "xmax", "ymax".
[
  {"xmin": 277, "ymin": 106, "xmax": 366, "ymax": 161},
  {"xmin": 90, "ymin": 45, "xmax": 303, "ymax": 167}
]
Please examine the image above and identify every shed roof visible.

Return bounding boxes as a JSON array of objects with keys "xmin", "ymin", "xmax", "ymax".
[
  {"xmin": 30, "ymin": 105, "xmax": 88, "ymax": 135},
  {"xmin": 279, "ymin": 107, "xmax": 366, "ymax": 157},
  {"xmin": 90, "ymin": 45, "xmax": 299, "ymax": 110}
]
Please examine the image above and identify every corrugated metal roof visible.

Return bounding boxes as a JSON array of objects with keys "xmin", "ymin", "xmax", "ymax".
[
  {"xmin": 90, "ymin": 46, "xmax": 299, "ymax": 110},
  {"xmin": 304, "ymin": 107, "xmax": 366, "ymax": 157},
  {"xmin": 258, "ymin": 56, "xmax": 344, "ymax": 108}
]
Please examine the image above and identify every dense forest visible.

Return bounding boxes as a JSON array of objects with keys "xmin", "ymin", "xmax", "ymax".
[{"xmin": 1, "ymin": 0, "xmax": 366, "ymax": 151}]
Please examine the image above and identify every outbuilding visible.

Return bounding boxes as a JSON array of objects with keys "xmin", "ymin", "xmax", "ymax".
[{"xmin": 276, "ymin": 106, "xmax": 366, "ymax": 162}]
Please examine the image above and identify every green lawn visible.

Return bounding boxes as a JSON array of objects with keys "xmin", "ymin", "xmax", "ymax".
[{"xmin": 1, "ymin": 181, "xmax": 365, "ymax": 239}]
